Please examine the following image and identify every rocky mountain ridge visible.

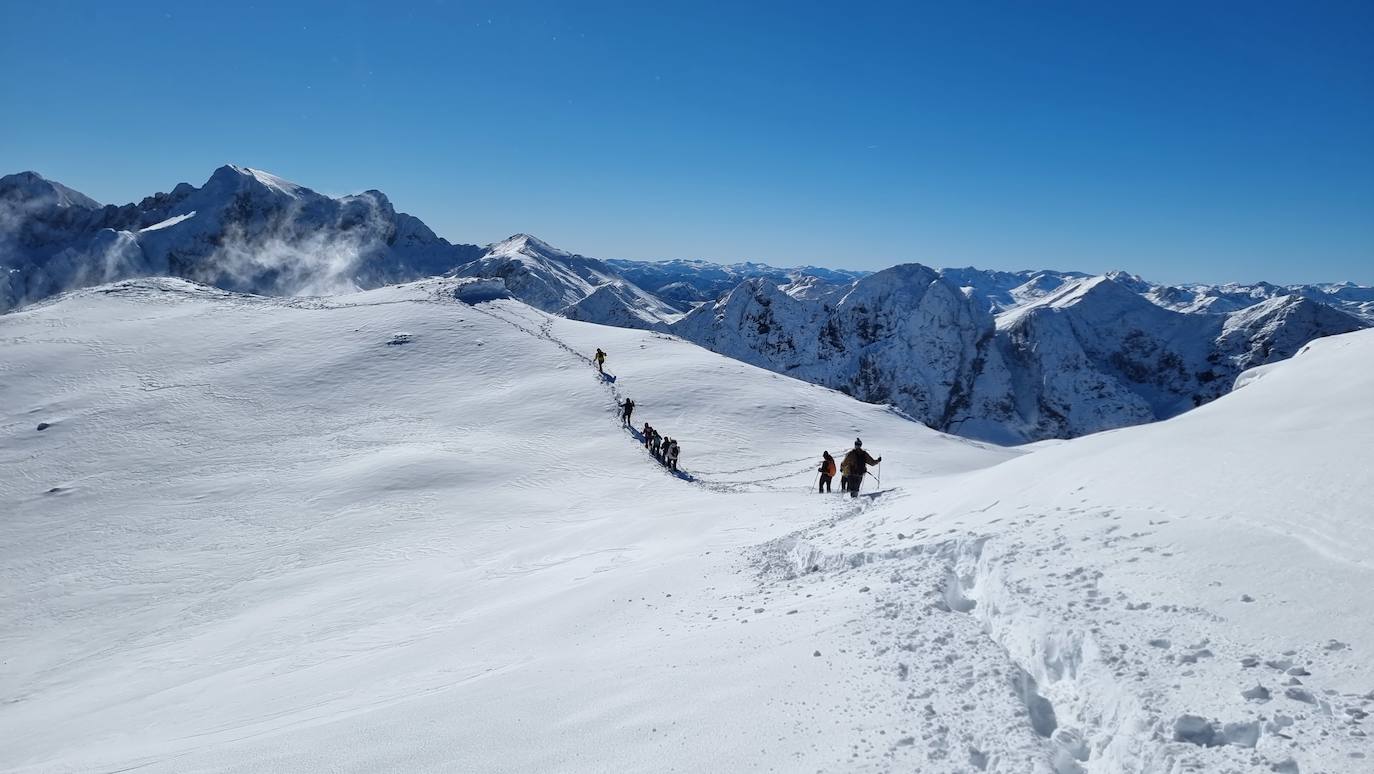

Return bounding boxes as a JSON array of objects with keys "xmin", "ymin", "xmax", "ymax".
[{"xmin": 0, "ymin": 166, "xmax": 483, "ymax": 310}]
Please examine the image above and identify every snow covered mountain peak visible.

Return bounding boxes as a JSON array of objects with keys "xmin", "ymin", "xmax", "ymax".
[
  {"xmin": 205, "ymin": 164, "xmax": 312, "ymax": 199},
  {"xmin": 1102, "ymin": 268, "xmax": 1154, "ymax": 293},
  {"xmin": 0, "ymin": 170, "xmax": 102, "ymax": 209},
  {"xmin": 454, "ymin": 233, "xmax": 679, "ymax": 329},
  {"xmin": 485, "ymin": 232, "xmax": 570, "ymax": 260},
  {"xmin": 1053, "ymin": 273, "xmax": 1154, "ymax": 309},
  {"xmin": 835, "ymin": 262, "xmax": 942, "ymax": 305}
]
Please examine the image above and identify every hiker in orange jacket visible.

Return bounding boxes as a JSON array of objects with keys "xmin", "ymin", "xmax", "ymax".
[{"xmin": 818, "ymin": 451, "xmax": 836, "ymax": 493}]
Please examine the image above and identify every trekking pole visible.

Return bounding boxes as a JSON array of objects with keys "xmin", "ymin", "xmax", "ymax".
[
  {"xmin": 811, "ymin": 470, "xmax": 819, "ymax": 493},
  {"xmin": 873, "ymin": 463, "xmax": 881, "ymax": 490}
]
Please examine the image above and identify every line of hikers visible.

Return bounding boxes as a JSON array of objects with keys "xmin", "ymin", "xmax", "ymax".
[
  {"xmin": 642, "ymin": 422, "xmax": 681, "ymax": 471},
  {"xmin": 817, "ymin": 439, "xmax": 882, "ymax": 498},
  {"xmin": 599, "ymin": 347, "xmax": 879, "ymax": 492},
  {"xmin": 616, "ymin": 396, "xmax": 681, "ymax": 472}
]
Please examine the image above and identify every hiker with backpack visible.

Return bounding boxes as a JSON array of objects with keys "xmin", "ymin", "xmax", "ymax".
[
  {"xmin": 620, "ymin": 397, "xmax": 635, "ymax": 425},
  {"xmin": 593, "ymin": 348, "xmax": 607, "ymax": 373},
  {"xmin": 817, "ymin": 450, "xmax": 836, "ymax": 493},
  {"xmin": 840, "ymin": 438, "xmax": 881, "ymax": 498},
  {"xmin": 642, "ymin": 423, "xmax": 653, "ymax": 449},
  {"xmin": 667, "ymin": 439, "xmax": 680, "ymax": 471}
]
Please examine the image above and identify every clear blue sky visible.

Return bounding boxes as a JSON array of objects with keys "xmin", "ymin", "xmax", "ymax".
[{"xmin": 3, "ymin": 1, "xmax": 1371, "ymax": 284}]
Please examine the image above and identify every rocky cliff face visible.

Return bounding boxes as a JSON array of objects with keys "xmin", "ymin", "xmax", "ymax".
[
  {"xmin": 675, "ymin": 265, "xmax": 1005, "ymax": 438},
  {"xmin": 673, "ymin": 271, "xmax": 1367, "ymax": 443}
]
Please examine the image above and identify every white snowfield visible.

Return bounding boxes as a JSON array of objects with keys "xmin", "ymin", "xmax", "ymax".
[{"xmin": 1, "ymin": 278, "xmax": 1370, "ymax": 773}]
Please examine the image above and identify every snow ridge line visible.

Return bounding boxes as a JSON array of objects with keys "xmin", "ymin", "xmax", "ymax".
[
  {"xmin": 460, "ymin": 299, "xmax": 705, "ymax": 484},
  {"xmin": 460, "ymin": 297, "xmax": 830, "ymax": 493}
]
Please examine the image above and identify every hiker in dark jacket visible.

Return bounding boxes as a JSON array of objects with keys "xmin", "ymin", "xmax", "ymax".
[
  {"xmin": 667, "ymin": 439, "xmax": 680, "ymax": 471},
  {"xmin": 620, "ymin": 398, "xmax": 635, "ymax": 425},
  {"xmin": 817, "ymin": 451, "xmax": 836, "ymax": 493},
  {"xmin": 840, "ymin": 438, "xmax": 881, "ymax": 498},
  {"xmin": 642, "ymin": 423, "xmax": 653, "ymax": 448}
]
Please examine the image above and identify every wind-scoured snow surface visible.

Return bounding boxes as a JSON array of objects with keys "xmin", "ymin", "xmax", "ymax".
[{"xmin": 2, "ymin": 279, "xmax": 1371, "ymax": 772}]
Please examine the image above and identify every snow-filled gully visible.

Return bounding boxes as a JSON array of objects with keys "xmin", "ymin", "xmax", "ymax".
[
  {"xmin": 759, "ymin": 528, "xmax": 1147, "ymax": 771},
  {"xmin": 750, "ymin": 522, "xmax": 1354, "ymax": 773},
  {"xmin": 956, "ymin": 538, "xmax": 1147, "ymax": 774}
]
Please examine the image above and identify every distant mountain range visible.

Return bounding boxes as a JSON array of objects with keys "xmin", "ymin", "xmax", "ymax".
[{"xmin": 4, "ymin": 165, "xmax": 1368, "ymax": 442}]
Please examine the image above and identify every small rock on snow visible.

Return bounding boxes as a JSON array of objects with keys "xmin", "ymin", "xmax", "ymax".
[
  {"xmin": 1222, "ymin": 721, "xmax": 1261, "ymax": 748},
  {"xmin": 1172, "ymin": 714, "xmax": 1219, "ymax": 747},
  {"xmin": 1285, "ymin": 687, "xmax": 1316, "ymax": 704}
]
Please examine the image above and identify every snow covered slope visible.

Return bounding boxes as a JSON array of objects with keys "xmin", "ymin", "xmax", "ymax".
[
  {"xmin": 1, "ymin": 280, "xmax": 1369, "ymax": 772},
  {"xmin": 0, "ymin": 277, "xmax": 1010, "ymax": 773}
]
